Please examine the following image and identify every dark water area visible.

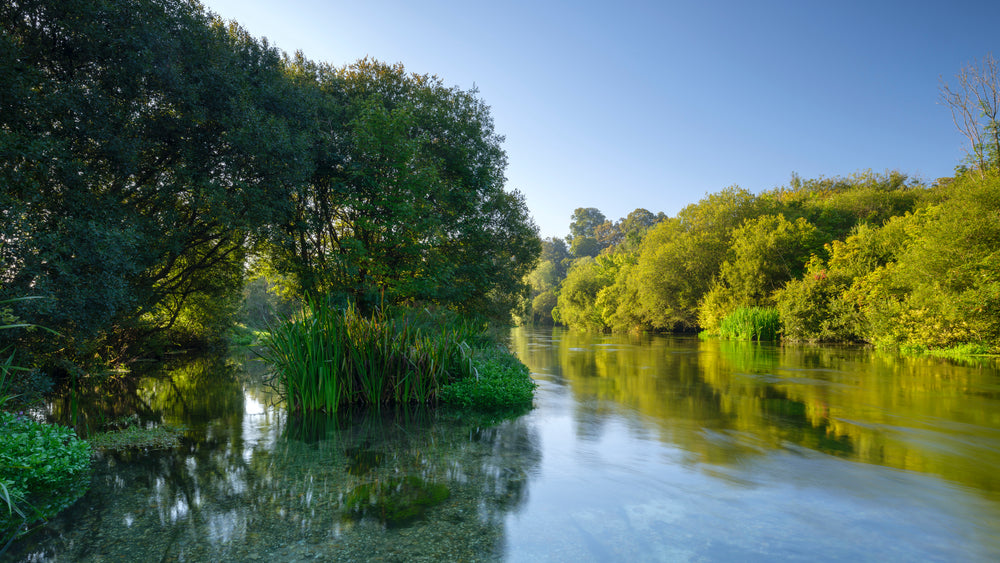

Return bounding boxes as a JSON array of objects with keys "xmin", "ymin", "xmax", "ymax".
[{"xmin": 6, "ymin": 328, "xmax": 1000, "ymax": 561}]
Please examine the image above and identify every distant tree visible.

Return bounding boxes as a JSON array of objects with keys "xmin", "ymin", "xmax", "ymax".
[
  {"xmin": 540, "ymin": 237, "xmax": 572, "ymax": 278},
  {"xmin": 619, "ymin": 208, "xmax": 664, "ymax": 249},
  {"xmin": 698, "ymin": 215, "xmax": 824, "ymax": 332},
  {"xmin": 634, "ymin": 187, "xmax": 766, "ymax": 330},
  {"xmin": 553, "ymin": 256, "xmax": 615, "ymax": 331},
  {"xmin": 940, "ymin": 53, "xmax": 1000, "ymax": 174},
  {"xmin": 567, "ymin": 207, "xmax": 606, "ymax": 257}
]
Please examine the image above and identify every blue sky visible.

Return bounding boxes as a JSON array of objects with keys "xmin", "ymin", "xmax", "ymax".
[{"xmin": 201, "ymin": 0, "xmax": 999, "ymax": 239}]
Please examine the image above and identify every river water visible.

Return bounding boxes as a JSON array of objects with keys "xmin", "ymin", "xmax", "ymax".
[{"xmin": 6, "ymin": 328, "xmax": 1000, "ymax": 561}]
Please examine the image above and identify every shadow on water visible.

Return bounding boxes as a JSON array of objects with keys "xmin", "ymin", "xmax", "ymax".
[{"xmin": 8, "ymin": 353, "xmax": 542, "ymax": 562}]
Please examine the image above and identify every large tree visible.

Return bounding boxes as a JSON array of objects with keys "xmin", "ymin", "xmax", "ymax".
[
  {"xmin": 567, "ymin": 207, "xmax": 606, "ymax": 258},
  {"xmin": 266, "ymin": 58, "xmax": 539, "ymax": 318},
  {"xmin": 1, "ymin": 0, "xmax": 313, "ymax": 361}
]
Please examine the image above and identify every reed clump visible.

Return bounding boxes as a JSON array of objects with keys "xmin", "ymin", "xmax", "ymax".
[
  {"xmin": 718, "ymin": 307, "xmax": 781, "ymax": 341},
  {"xmin": 260, "ymin": 298, "xmax": 533, "ymax": 413}
]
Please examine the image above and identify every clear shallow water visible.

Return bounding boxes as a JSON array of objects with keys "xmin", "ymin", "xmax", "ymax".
[{"xmin": 7, "ymin": 328, "xmax": 1000, "ymax": 562}]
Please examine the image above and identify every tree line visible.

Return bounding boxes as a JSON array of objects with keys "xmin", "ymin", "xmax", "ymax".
[
  {"xmin": 523, "ymin": 170, "xmax": 999, "ymax": 353},
  {"xmin": 0, "ymin": 0, "xmax": 540, "ymax": 371},
  {"xmin": 522, "ymin": 53, "xmax": 1000, "ymax": 353}
]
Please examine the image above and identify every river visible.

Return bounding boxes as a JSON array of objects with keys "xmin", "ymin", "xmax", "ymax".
[{"xmin": 6, "ymin": 327, "xmax": 1000, "ymax": 561}]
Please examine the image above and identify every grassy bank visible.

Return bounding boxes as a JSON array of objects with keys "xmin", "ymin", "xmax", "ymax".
[{"xmin": 259, "ymin": 299, "xmax": 535, "ymax": 413}]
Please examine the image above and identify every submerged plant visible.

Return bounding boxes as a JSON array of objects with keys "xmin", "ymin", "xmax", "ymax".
[{"xmin": 343, "ymin": 475, "xmax": 450, "ymax": 527}]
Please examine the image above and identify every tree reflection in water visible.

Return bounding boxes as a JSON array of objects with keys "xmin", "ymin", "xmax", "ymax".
[{"xmin": 10, "ymin": 354, "xmax": 541, "ymax": 562}]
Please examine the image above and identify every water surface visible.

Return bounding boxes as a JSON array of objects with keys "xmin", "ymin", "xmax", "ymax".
[{"xmin": 7, "ymin": 328, "xmax": 1000, "ymax": 561}]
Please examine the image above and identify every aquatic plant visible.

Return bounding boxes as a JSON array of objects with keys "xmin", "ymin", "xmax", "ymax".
[
  {"xmin": 260, "ymin": 298, "xmax": 536, "ymax": 413},
  {"xmin": 343, "ymin": 475, "xmax": 450, "ymax": 527},
  {"xmin": 260, "ymin": 298, "xmax": 477, "ymax": 412},
  {"xmin": 438, "ymin": 345, "xmax": 537, "ymax": 411},
  {"xmin": 718, "ymin": 307, "xmax": 781, "ymax": 341},
  {"xmin": 0, "ymin": 412, "xmax": 91, "ymax": 547}
]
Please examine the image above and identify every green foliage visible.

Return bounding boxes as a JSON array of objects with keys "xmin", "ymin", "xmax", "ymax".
[
  {"xmin": 264, "ymin": 58, "xmax": 540, "ymax": 321},
  {"xmin": 553, "ymin": 256, "xmax": 617, "ymax": 331},
  {"xmin": 635, "ymin": 186, "xmax": 768, "ymax": 330},
  {"xmin": 858, "ymin": 173, "xmax": 1000, "ymax": 351},
  {"xmin": 698, "ymin": 214, "xmax": 824, "ymax": 333},
  {"xmin": 438, "ymin": 345, "xmax": 537, "ymax": 410},
  {"xmin": 717, "ymin": 307, "xmax": 781, "ymax": 341},
  {"xmin": 567, "ymin": 207, "xmax": 608, "ymax": 258},
  {"xmin": 520, "ymin": 237, "xmax": 572, "ymax": 326},
  {"xmin": 260, "ymin": 299, "xmax": 533, "ymax": 412},
  {"xmin": 772, "ymin": 172, "xmax": 1000, "ymax": 352},
  {"xmin": 0, "ymin": 412, "xmax": 91, "ymax": 544},
  {"xmin": 2, "ymin": 2, "xmax": 538, "ymax": 372},
  {"xmin": 1, "ymin": 0, "xmax": 313, "ymax": 364},
  {"xmin": 763, "ymin": 170, "xmax": 927, "ymax": 241}
]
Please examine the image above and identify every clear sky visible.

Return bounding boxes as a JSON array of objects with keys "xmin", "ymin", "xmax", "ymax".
[{"xmin": 200, "ymin": 0, "xmax": 999, "ymax": 239}]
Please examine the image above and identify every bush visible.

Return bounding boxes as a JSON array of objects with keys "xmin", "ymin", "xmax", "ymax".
[
  {"xmin": 439, "ymin": 345, "xmax": 537, "ymax": 411},
  {"xmin": 0, "ymin": 412, "xmax": 91, "ymax": 543}
]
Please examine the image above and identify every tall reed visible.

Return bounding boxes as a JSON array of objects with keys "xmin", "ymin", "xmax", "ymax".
[
  {"xmin": 259, "ymin": 298, "xmax": 475, "ymax": 412},
  {"xmin": 718, "ymin": 307, "xmax": 781, "ymax": 341}
]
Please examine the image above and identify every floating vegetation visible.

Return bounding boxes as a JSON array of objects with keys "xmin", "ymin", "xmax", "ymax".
[{"xmin": 87, "ymin": 416, "xmax": 185, "ymax": 452}]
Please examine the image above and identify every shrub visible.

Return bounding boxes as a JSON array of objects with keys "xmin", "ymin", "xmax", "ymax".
[
  {"xmin": 439, "ymin": 345, "xmax": 536, "ymax": 411},
  {"xmin": 0, "ymin": 412, "xmax": 91, "ymax": 543}
]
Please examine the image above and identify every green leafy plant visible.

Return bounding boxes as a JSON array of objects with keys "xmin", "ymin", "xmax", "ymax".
[
  {"xmin": 0, "ymin": 412, "xmax": 91, "ymax": 545},
  {"xmin": 438, "ymin": 345, "xmax": 536, "ymax": 411}
]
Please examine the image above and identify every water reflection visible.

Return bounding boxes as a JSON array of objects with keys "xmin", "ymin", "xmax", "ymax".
[
  {"xmin": 10, "ymin": 356, "xmax": 541, "ymax": 562},
  {"xmin": 507, "ymin": 328, "xmax": 1000, "ymax": 560},
  {"xmin": 10, "ymin": 330, "xmax": 1000, "ymax": 561},
  {"xmin": 512, "ymin": 328, "xmax": 1000, "ymax": 495}
]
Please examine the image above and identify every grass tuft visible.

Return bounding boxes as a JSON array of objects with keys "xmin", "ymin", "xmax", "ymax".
[
  {"xmin": 259, "ymin": 298, "xmax": 533, "ymax": 413},
  {"xmin": 718, "ymin": 307, "xmax": 781, "ymax": 341}
]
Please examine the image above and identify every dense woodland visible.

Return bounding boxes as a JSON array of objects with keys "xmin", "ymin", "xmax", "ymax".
[
  {"xmin": 0, "ymin": 0, "xmax": 540, "ymax": 373},
  {"xmin": 522, "ymin": 168, "xmax": 1000, "ymax": 353}
]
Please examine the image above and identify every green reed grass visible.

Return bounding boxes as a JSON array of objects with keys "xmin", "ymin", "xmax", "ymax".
[
  {"xmin": 259, "ymin": 298, "xmax": 478, "ymax": 412},
  {"xmin": 718, "ymin": 307, "xmax": 781, "ymax": 341}
]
